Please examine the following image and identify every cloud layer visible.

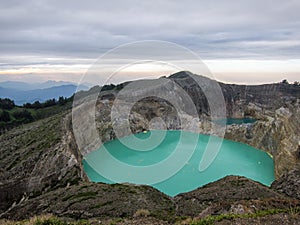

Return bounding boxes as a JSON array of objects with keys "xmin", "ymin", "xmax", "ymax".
[
  {"xmin": 0, "ymin": 0, "xmax": 300, "ymax": 83},
  {"xmin": 2, "ymin": 0, "xmax": 300, "ymax": 58}
]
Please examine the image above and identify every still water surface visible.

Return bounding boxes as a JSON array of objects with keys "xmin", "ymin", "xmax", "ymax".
[{"xmin": 83, "ymin": 130, "xmax": 274, "ymax": 196}]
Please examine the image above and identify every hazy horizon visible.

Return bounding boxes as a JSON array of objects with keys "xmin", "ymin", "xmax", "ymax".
[{"xmin": 0, "ymin": 69, "xmax": 297, "ymax": 86}]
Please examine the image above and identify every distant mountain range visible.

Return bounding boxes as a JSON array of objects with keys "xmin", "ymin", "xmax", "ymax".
[{"xmin": 0, "ymin": 81, "xmax": 90, "ymax": 105}]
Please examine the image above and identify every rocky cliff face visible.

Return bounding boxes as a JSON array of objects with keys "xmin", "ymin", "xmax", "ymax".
[
  {"xmin": 93, "ymin": 72, "xmax": 300, "ymax": 177},
  {"xmin": 272, "ymin": 168, "xmax": 300, "ymax": 199},
  {"xmin": 169, "ymin": 71, "xmax": 300, "ymax": 118},
  {"xmin": 225, "ymin": 103, "xmax": 300, "ymax": 177},
  {"xmin": 0, "ymin": 112, "xmax": 85, "ymax": 214}
]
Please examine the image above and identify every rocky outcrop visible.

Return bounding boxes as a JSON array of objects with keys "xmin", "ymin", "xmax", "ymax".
[
  {"xmin": 71, "ymin": 71, "xmax": 300, "ymax": 180},
  {"xmin": 1, "ymin": 182, "xmax": 174, "ymax": 221},
  {"xmin": 93, "ymin": 83, "xmax": 300, "ymax": 178},
  {"xmin": 1, "ymin": 176, "xmax": 299, "ymax": 223},
  {"xmin": 225, "ymin": 103, "xmax": 300, "ymax": 177},
  {"xmin": 174, "ymin": 176, "xmax": 293, "ymax": 218},
  {"xmin": 272, "ymin": 168, "xmax": 300, "ymax": 199},
  {"xmin": 0, "ymin": 112, "xmax": 84, "ymax": 214},
  {"xmin": 169, "ymin": 71, "xmax": 300, "ymax": 118}
]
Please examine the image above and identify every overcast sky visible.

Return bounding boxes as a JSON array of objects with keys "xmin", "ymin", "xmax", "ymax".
[{"xmin": 0, "ymin": 0, "xmax": 300, "ymax": 84}]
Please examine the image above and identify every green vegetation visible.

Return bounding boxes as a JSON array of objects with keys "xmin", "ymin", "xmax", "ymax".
[
  {"xmin": 281, "ymin": 79, "xmax": 289, "ymax": 84},
  {"xmin": 62, "ymin": 191, "xmax": 98, "ymax": 201},
  {"xmin": 1, "ymin": 112, "xmax": 63, "ymax": 172},
  {"xmin": 100, "ymin": 83, "xmax": 127, "ymax": 92},
  {"xmin": 0, "ymin": 214, "xmax": 91, "ymax": 225},
  {"xmin": 0, "ymin": 98, "xmax": 15, "ymax": 109},
  {"xmin": 92, "ymin": 200, "xmax": 114, "ymax": 209},
  {"xmin": 190, "ymin": 207, "xmax": 300, "ymax": 225},
  {"xmin": 109, "ymin": 218, "xmax": 123, "ymax": 225},
  {"xmin": 0, "ymin": 109, "xmax": 11, "ymax": 122},
  {"xmin": 1, "ymin": 207, "xmax": 299, "ymax": 225},
  {"xmin": 0, "ymin": 96, "xmax": 73, "ymax": 134}
]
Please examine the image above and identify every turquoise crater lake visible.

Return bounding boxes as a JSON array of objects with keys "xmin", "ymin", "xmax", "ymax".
[
  {"xmin": 213, "ymin": 117, "xmax": 257, "ymax": 125},
  {"xmin": 83, "ymin": 130, "xmax": 274, "ymax": 196}
]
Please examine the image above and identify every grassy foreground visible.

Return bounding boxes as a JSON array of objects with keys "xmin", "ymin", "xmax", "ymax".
[{"xmin": 1, "ymin": 207, "xmax": 300, "ymax": 225}]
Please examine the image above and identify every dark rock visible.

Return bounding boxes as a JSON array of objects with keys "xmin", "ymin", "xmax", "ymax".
[
  {"xmin": 0, "ymin": 113, "xmax": 84, "ymax": 214},
  {"xmin": 225, "ymin": 105, "xmax": 300, "ymax": 177},
  {"xmin": 0, "ymin": 180, "xmax": 27, "ymax": 212},
  {"xmin": 1, "ymin": 183, "xmax": 174, "ymax": 221},
  {"xmin": 174, "ymin": 176, "xmax": 288, "ymax": 217},
  {"xmin": 272, "ymin": 169, "xmax": 300, "ymax": 199},
  {"xmin": 170, "ymin": 71, "xmax": 300, "ymax": 118},
  {"xmin": 2, "ymin": 176, "xmax": 299, "ymax": 222}
]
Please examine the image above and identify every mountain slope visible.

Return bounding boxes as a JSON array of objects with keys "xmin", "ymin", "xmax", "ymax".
[
  {"xmin": 0, "ymin": 71, "xmax": 300, "ymax": 224},
  {"xmin": 0, "ymin": 112, "xmax": 83, "ymax": 213},
  {"xmin": 0, "ymin": 80, "xmax": 88, "ymax": 91},
  {"xmin": 0, "ymin": 85, "xmax": 83, "ymax": 105}
]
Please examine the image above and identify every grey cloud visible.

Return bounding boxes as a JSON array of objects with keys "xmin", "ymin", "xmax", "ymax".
[{"xmin": 0, "ymin": 0, "xmax": 300, "ymax": 62}]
